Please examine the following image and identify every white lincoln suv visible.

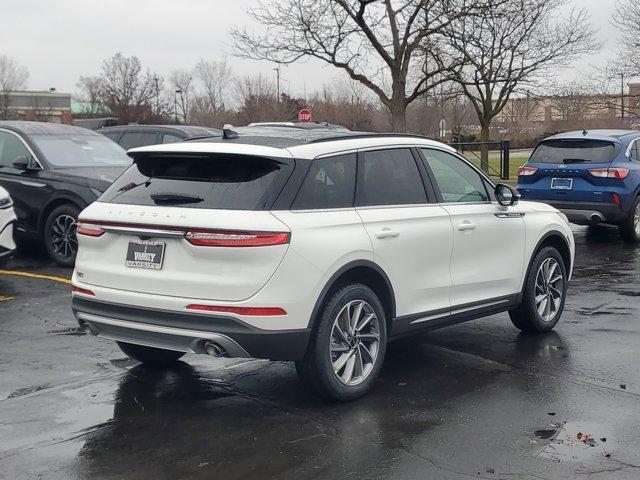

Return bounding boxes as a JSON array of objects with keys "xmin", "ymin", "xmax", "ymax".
[{"xmin": 71, "ymin": 126, "xmax": 574, "ymax": 401}]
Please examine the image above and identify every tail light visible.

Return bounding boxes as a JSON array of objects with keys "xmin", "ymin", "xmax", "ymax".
[
  {"xmin": 186, "ymin": 304, "xmax": 287, "ymax": 316},
  {"xmin": 612, "ymin": 193, "xmax": 621, "ymax": 205},
  {"xmin": 184, "ymin": 230, "xmax": 289, "ymax": 247},
  {"xmin": 587, "ymin": 168, "xmax": 630, "ymax": 179},
  {"xmin": 518, "ymin": 166, "xmax": 538, "ymax": 176},
  {"xmin": 71, "ymin": 285, "xmax": 95, "ymax": 296},
  {"xmin": 76, "ymin": 221, "xmax": 105, "ymax": 237}
]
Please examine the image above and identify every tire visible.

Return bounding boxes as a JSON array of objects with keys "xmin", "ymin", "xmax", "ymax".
[
  {"xmin": 117, "ymin": 342, "xmax": 185, "ymax": 366},
  {"xmin": 618, "ymin": 196, "xmax": 640, "ymax": 244},
  {"xmin": 43, "ymin": 204, "xmax": 80, "ymax": 267},
  {"xmin": 509, "ymin": 246, "xmax": 568, "ymax": 334},
  {"xmin": 296, "ymin": 283, "xmax": 387, "ymax": 402}
]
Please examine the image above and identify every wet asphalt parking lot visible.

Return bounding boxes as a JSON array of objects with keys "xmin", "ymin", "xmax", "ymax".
[{"xmin": 1, "ymin": 225, "xmax": 639, "ymax": 480}]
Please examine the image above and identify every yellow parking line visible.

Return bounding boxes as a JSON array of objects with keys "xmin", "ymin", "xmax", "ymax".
[{"xmin": 0, "ymin": 269, "xmax": 71, "ymax": 285}]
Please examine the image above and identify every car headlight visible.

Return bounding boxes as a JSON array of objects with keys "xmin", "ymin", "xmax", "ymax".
[{"xmin": 0, "ymin": 196, "xmax": 12, "ymax": 209}]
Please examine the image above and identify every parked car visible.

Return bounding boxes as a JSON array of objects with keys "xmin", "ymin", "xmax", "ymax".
[
  {"xmin": 0, "ymin": 185, "xmax": 17, "ymax": 263},
  {"xmin": 98, "ymin": 124, "xmax": 222, "ymax": 150},
  {"xmin": 517, "ymin": 129, "xmax": 640, "ymax": 242},
  {"xmin": 71, "ymin": 126, "xmax": 574, "ymax": 401},
  {"xmin": 0, "ymin": 121, "xmax": 132, "ymax": 266}
]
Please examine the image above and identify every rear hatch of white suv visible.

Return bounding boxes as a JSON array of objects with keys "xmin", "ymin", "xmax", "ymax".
[{"xmin": 75, "ymin": 146, "xmax": 294, "ymax": 301}]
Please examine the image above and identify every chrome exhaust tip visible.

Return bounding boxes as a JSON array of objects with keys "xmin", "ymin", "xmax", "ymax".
[
  {"xmin": 204, "ymin": 341, "xmax": 224, "ymax": 358},
  {"xmin": 590, "ymin": 213, "xmax": 604, "ymax": 224}
]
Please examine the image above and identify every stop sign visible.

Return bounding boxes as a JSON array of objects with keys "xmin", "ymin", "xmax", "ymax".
[{"xmin": 298, "ymin": 108, "xmax": 312, "ymax": 123}]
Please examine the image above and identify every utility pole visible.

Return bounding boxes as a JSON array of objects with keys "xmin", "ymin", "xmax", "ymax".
[
  {"xmin": 154, "ymin": 76, "xmax": 160, "ymax": 116},
  {"xmin": 273, "ymin": 66, "xmax": 281, "ymax": 102},
  {"xmin": 174, "ymin": 89, "xmax": 181, "ymax": 124},
  {"xmin": 621, "ymin": 72, "xmax": 625, "ymax": 123}
]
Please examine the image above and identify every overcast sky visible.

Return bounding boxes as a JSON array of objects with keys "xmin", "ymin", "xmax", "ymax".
[{"xmin": 0, "ymin": 0, "xmax": 632, "ymax": 97}]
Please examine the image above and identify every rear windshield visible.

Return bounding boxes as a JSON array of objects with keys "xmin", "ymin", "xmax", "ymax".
[
  {"xmin": 100, "ymin": 153, "xmax": 292, "ymax": 210},
  {"xmin": 530, "ymin": 139, "xmax": 619, "ymax": 164}
]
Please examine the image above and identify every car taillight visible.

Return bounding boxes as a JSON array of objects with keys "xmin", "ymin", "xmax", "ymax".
[
  {"xmin": 76, "ymin": 221, "xmax": 105, "ymax": 237},
  {"xmin": 186, "ymin": 304, "xmax": 287, "ymax": 316},
  {"xmin": 518, "ymin": 166, "xmax": 538, "ymax": 176},
  {"xmin": 587, "ymin": 168, "xmax": 630, "ymax": 179},
  {"xmin": 184, "ymin": 230, "xmax": 289, "ymax": 247},
  {"xmin": 71, "ymin": 285, "xmax": 95, "ymax": 296}
]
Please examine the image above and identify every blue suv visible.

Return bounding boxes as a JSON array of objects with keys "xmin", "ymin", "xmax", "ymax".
[{"xmin": 518, "ymin": 130, "xmax": 640, "ymax": 243}]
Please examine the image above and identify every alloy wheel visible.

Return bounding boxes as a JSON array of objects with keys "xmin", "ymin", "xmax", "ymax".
[
  {"xmin": 330, "ymin": 300, "xmax": 380, "ymax": 386},
  {"xmin": 535, "ymin": 258, "xmax": 564, "ymax": 322},
  {"xmin": 50, "ymin": 214, "xmax": 78, "ymax": 261},
  {"xmin": 634, "ymin": 203, "xmax": 640, "ymax": 237}
]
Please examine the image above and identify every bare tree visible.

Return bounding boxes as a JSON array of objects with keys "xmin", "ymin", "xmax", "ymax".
[
  {"xmin": 0, "ymin": 54, "xmax": 29, "ymax": 120},
  {"xmin": 549, "ymin": 81, "xmax": 594, "ymax": 122},
  {"xmin": 613, "ymin": 0, "xmax": 640, "ymax": 74},
  {"xmin": 169, "ymin": 70, "xmax": 194, "ymax": 124},
  {"xmin": 231, "ymin": 0, "xmax": 495, "ymax": 132},
  {"xmin": 76, "ymin": 75, "xmax": 106, "ymax": 115},
  {"xmin": 194, "ymin": 58, "xmax": 233, "ymax": 115},
  {"xmin": 447, "ymin": 0, "xmax": 598, "ymax": 170},
  {"xmin": 100, "ymin": 52, "xmax": 163, "ymax": 124}
]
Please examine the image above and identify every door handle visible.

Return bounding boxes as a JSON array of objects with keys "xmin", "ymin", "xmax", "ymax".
[
  {"xmin": 457, "ymin": 221, "xmax": 477, "ymax": 232},
  {"xmin": 374, "ymin": 228, "xmax": 400, "ymax": 239}
]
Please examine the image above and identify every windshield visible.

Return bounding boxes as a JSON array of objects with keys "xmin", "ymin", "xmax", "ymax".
[
  {"xmin": 31, "ymin": 134, "xmax": 132, "ymax": 167},
  {"xmin": 100, "ymin": 153, "xmax": 292, "ymax": 210},
  {"xmin": 530, "ymin": 139, "xmax": 619, "ymax": 164}
]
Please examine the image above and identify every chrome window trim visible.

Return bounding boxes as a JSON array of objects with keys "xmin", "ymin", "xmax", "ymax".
[{"xmin": 0, "ymin": 128, "xmax": 45, "ymax": 170}]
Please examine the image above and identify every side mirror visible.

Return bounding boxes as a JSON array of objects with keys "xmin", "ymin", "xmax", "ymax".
[
  {"xmin": 12, "ymin": 155, "xmax": 36, "ymax": 171},
  {"xmin": 495, "ymin": 183, "xmax": 520, "ymax": 207}
]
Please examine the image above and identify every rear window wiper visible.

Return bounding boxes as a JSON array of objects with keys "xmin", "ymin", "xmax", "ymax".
[
  {"xmin": 150, "ymin": 193, "xmax": 204, "ymax": 205},
  {"xmin": 562, "ymin": 158, "xmax": 587, "ymax": 164}
]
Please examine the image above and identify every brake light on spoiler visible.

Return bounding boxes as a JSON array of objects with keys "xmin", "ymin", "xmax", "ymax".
[
  {"xmin": 76, "ymin": 221, "xmax": 290, "ymax": 247},
  {"xmin": 587, "ymin": 168, "xmax": 630, "ymax": 179}
]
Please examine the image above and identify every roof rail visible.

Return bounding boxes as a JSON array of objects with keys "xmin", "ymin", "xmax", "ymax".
[{"xmin": 307, "ymin": 132, "xmax": 437, "ymax": 144}]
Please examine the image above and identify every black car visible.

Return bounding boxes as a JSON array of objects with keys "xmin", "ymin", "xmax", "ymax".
[
  {"xmin": 98, "ymin": 124, "xmax": 222, "ymax": 150},
  {"xmin": 0, "ymin": 121, "xmax": 131, "ymax": 266}
]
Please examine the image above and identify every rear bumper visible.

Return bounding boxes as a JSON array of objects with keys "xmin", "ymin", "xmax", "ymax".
[
  {"xmin": 535, "ymin": 201, "xmax": 625, "ymax": 225},
  {"xmin": 72, "ymin": 296, "xmax": 311, "ymax": 361}
]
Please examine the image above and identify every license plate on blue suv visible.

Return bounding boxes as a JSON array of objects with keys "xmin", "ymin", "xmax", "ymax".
[
  {"xmin": 126, "ymin": 241, "xmax": 165, "ymax": 270},
  {"xmin": 551, "ymin": 178, "xmax": 573, "ymax": 190}
]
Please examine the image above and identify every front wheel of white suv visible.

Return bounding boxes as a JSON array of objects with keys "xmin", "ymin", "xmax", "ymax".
[
  {"xmin": 296, "ymin": 283, "xmax": 388, "ymax": 402},
  {"xmin": 509, "ymin": 246, "xmax": 568, "ymax": 334}
]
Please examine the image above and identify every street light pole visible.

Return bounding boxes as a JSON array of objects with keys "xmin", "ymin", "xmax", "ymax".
[{"xmin": 174, "ymin": 89, "xmax": 181, "ymax": 124}]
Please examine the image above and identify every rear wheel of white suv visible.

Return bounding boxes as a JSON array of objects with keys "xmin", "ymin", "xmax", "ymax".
[
  {"xmin": 509, "ymin": 246, "xmax": 567, "ymax": 334},
  {"xmin": 117, "ymin": 342, "xmax": 185, "ymax": 366},
  {"xmin": 296, "ymin": 283, "xmax": 387, "ymax": 402}
]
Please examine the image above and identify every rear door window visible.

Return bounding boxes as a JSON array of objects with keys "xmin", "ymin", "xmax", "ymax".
[
  {"xmin": 356, "ymin": 149, "xmax": 427, "ymax": 206},
  {"xmin": 530, "ymin": 139, "xmax": 619, "ymax": 164},
  {"xmin": 292, "ymin": 153, "xmax": 356, "ymax": 209},
  {"xmin": 119, "ymin": 132, "xmax": 160, "ymax": 150},
  {"xmin": 100, "ymin": 153, "xmax": 292, "ymax": 210}
]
